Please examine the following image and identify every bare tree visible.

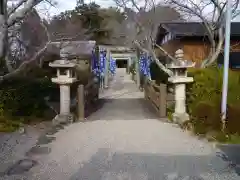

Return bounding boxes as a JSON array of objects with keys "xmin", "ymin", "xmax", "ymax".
[
  {"xmin": 0, "ymin": 0, "xmax": 56, "ymax": 80},
  {"xmin": 48, "ymin": 11, "xmax": 90, "ymax": 42},
  {"xmin": 114, "ymin": 0, "xmax": 240, "ymax": 72},
  {"xmin": 166, "ymin": 0, "xmax": 240, "ymax": 67},
  {"xmin": 8, "ymin": 9, "xmax": 49, "ymax": 68},
  {"xmin": 114, "ymin": 0, "xmax": 182, "ymax": 75}
]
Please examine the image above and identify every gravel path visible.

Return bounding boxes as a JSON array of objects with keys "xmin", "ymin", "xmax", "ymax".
[{"xmin": 1, "ymin": 68, "xmax": 240, "ymax": 180}]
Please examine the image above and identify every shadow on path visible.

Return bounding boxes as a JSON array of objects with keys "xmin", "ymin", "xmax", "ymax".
[
  {"xmin": 69, "ymin": 148, "xmax": 235, "ymax": 180},
  {"xmin": 88, "ymin": 98, "xmax": 161, "ymax": 121},
  {"xmin": 217, "ymin": 144, "xmax": 240, "ymax": 176}
]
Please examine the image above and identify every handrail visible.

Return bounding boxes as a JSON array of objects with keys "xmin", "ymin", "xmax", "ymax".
[{"xmin": 144, "ymin": 79, "xmax": 167, "ymax": 117}]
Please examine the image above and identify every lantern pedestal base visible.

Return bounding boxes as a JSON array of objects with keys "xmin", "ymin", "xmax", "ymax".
[
  {"xmin": 172, "ymin": 112, "xmax": 189, "ymax": 125},
  {"xmin": 52, "ymin": 114, "xmax": 75, "ymax": 125}
]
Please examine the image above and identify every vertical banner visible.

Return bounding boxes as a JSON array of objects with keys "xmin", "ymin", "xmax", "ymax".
[
  {"xmin": 146, "ymin": 55, "xmax": 151, "ymax": 79},
  {"xmin": 91, "ymin": 50, "xmax": 98, "ymax": 75},
  {"xmin": 139, "ymin": 53, "xmax": 151, "ymax": 79},
  {"xmin": 99, "ymin": 50, "xmax": 106, "ymax": 88},
  {"xmin": 139, "ymin": 54, "xmax": 145, "ymax": 75},
  {"xmin": 109, "ymin": 57, "xmax": 116, "ymax": 76}
]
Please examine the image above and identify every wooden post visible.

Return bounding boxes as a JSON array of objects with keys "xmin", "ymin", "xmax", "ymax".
[
  {"xmin": 127, "ymin": 57, "xmax": 131, "ymax": 74},
  {"xmin": 159, "ymin": 83, "xmax": 167, "ymax": 117},
  {"xmin": 77, "ymin": 84, "xmax": 85, "ymax": 121},
  {"xmin": 144, "ymin": 79, "xmax": 148, "ymax": 100}
]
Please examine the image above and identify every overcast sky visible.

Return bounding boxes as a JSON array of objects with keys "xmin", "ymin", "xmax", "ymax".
[
  {"xmin": 36, "ymin": 0, "xmax": 240, "ymax": 21},
  {"xmin": 37, "ymin": 0, "xmax": 116, "ymax": 17}
]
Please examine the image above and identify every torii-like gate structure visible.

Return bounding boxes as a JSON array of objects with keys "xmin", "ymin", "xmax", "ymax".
[{"xmin": 98, "ymin": 45, "xmax": 140, "ymax": 88}]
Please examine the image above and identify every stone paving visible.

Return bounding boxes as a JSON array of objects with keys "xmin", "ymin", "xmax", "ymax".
[{"xmin": 1, "ymin": 68, "xmax": 240, "ymax": 180}]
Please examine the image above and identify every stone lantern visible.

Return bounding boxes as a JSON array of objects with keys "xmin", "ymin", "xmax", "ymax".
[
  {"xmin": 49, "ymin": 59, "xmax": 77, "ymax": 123},
  {"xmin": 167, "ymin": 49, "xmax": 195, "ymax": 124}
]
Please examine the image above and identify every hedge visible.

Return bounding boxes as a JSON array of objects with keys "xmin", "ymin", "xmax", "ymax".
[
  {"xmin": 0, "ymin": 65, "xmax": 60, "ymax": 131},
  {"xmin": 149, "ymin": 61, "xmax": 169, "ymax": 85},
  {"xmin": 0, "ymin": 77, "xmax": 58, "ymax": 117},
  {"xmin": 186, "ymin": 67, "xmax": 240, "ymax": 141}
]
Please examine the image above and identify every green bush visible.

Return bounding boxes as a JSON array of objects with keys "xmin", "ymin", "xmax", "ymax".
[
  {"xmin": 129, "ymin": 61, "xmax": 136, "ymax": 75},
  {"xmin": 0, "ymin": 116, "xmax": 24, "ymax": 132},
  {"xmin": 149, "ymin": 61, "xmax": 169, "ymax": 85},
  {"xmin": 187, "ymin": 67, "xmax": 240, "ymax": 140},
  {"xmin": 0, "ymin": 77, "xmax": 56, "ymax": 117},
  {"xmin": 0, "ymin": 65, "xmax": 60, "ymax": 132},
  {"xmin": 0, "ymin": 77, "xmax": 57, "ymax": 132},
  {"xmin": 167, "ymin": 104, "xmax": 174, "ymax": 121}
]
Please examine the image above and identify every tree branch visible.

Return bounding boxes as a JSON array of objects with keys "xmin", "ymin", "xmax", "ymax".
[
  {"xmin": 0, "ymin": 41, "xmax": 50, "ymax": 81},
  {"xmin": 133, "ymin": 40, "xmax": 173, "ymax": 76},
  {"xmin": 171, "ymin": 0, "xmax": 215, "ymax": 47},
  {"xmin": 8, "ymin": 0, "xmax": 28, "ymax": 17},
  {"xmin": 7, "ymin": 0, "xmax": 42, "ymax": 27}
]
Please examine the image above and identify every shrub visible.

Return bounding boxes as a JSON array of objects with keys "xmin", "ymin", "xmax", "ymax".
[
  {"xmin": 129, "ymin": 61, "xmax": 136, "ymax": 75},
  {"xmin": 149, "ymin": 61, "xmax": 169, "ymax": 85},
  {"xmin": 226, "ymin": 103, "xmax": 240, "ymax": 134},
  {"xmin": 0, "ymin": 116, "xmax": 24, "ymax": 132},
  {"xmin": 190, "ymin": 101, "xmax": 221, "ymax": 134},
  {"xmin": 0, "ymin": 65, "xmax": 60, "ymax": 131},
  {"xmin": 167, "ymin": 104, "xmax": 174, "ymax": 121},
  {"xmin": 0, "ymin": 77, "xmax": 56, "ymax": 117},
  {"xmin": 187, "ymin": 67, "xmax": 240, "ymax": 138},
  {"xmin": 0, "ymin": 77, "xmax": 57, "ymax": 132}
]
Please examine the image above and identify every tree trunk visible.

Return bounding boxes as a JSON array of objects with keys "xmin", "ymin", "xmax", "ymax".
[
  {"xmin": 0, "ymin": 15, "xmax": 6, "ymax": 59},
  {"xmin": 0, "ymin": 1, "xmax": 14, "ymax": 72},
  {"xmin": 0, "ymin": 0, "xmax": 7, "ymax": 60},
  {"xmin": 133, "ymin": 40, "xmax": 173, "ymax": 76},
  {"xmin": 201, "ymin": 28, "xmax": 224, "ymax": 68}
]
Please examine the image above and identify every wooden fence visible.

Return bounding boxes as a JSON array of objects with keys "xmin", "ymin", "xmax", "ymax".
[
  {"xmin": 77, "ymin": 79, "xmax": 99, "ymax": 120},
  {"xmin": 144, "ymin": 79, "xmax": 167, "ymax": 117}
]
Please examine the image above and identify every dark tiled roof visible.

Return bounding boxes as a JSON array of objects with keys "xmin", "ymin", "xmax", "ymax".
[
  {"xmin": 50, "ymin": 41, "xmax": 96, "ymax": 59},
  {"xmin": 159, "ymin": 21, "xmax": 240, "ymax": 37},
  {"xmin": 161, "ymin": 22, "xmax": 206, "ymax": 36},
  {"xmin": 230, "ymin": 22, "xmax": 240, "ymax": 36}
]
